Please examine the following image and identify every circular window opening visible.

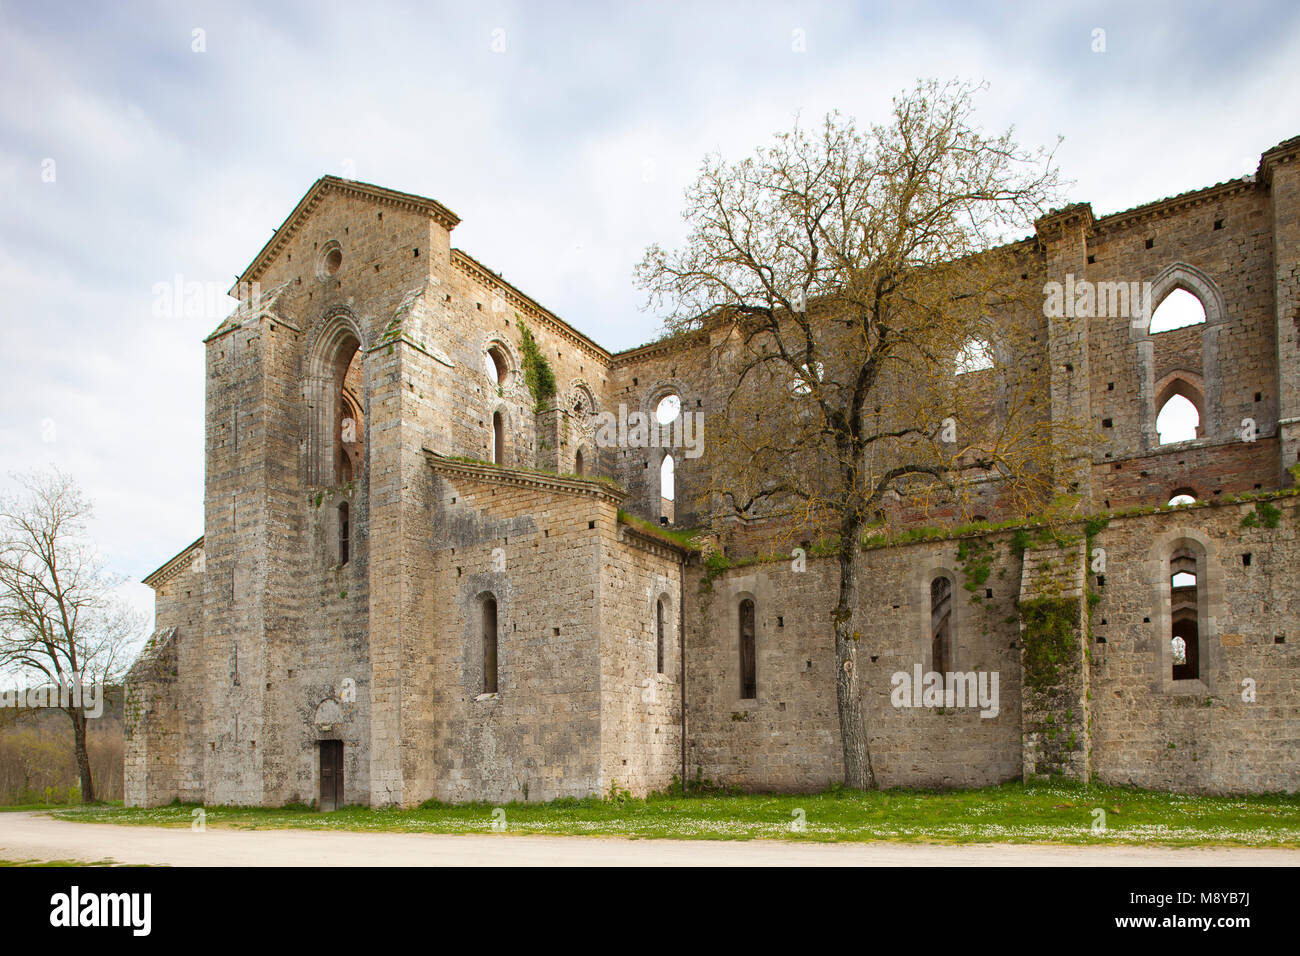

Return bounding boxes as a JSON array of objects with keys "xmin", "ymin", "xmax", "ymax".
[
  {"xmin": 317, "ymin": 242, "xmax": 343, "ymax": 279},
  {"xmin": 485, "ymin": 346, "xmax": 509, "ymax": 387},
  {"xmin": 655, "ymin": 394, "xmax": 681, "ymax": 425}
]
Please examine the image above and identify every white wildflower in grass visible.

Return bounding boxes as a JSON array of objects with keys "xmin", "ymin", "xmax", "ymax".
[{"xmin": 43, "ymin": 785, "xmax": 1299, "ymax": 848}]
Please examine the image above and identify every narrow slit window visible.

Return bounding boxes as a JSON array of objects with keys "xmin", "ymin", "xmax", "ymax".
[
  {"xmin": 1170, "ymin": 551, "xmax": 1199, "ymax": 681},
  {"xmin": 660, "ymin": 453, "xmax": 675, "ymax": 524},
  {"xmin": 338, "ymin": 502, "xmax": 350, "ymax": 566},
  {"xmin": 931, "ymin": 575, "xmax": 952, "ymax": 675},
  {"xmin": 492, "ymin": 411, "xmax": 504, "ymax": 465},
  {"xmin": 739, "ymin": 598, "xmax": 756, "ymax": 699},
  {"xmin": 656, "ymin": 597, "xmax": 665, "ymax": 674},
  {"xmin": 483, "ymin": 596, "xmax": 498, "ymax": 694}
]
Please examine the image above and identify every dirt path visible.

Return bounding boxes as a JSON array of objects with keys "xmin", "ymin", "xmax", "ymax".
[{"xmin": 1, "ymin": 811, "xmax": 1295, "ymax": 866}]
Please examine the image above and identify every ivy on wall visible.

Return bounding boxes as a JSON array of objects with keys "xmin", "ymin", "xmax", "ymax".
[{"xmin": 516, "ymin": 318, "xmax": 556, "ymax": 412}]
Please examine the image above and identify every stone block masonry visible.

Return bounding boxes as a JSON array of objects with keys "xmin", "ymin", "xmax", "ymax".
[{"xmin": 127, "ymin": 135, "xmax": 1300, "ymax": 807}]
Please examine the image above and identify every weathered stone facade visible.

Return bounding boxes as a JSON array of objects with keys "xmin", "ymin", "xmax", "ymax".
[{"xmin": 126, "ymin": 135, "xmax": 1300, "ymax": 807}]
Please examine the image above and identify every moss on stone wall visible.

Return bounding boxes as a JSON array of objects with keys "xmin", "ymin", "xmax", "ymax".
[
  {"xmin": 1019, "ymin": 596, "xmax": 1079, "ymax": 693},
  {"xmin": 1241, "ymin": 501, "xmax": 1282, "ymax": 529}
]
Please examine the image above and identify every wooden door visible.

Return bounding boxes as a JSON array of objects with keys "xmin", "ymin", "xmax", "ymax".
[{"xmin": 319, "ymin": 740, "xmax": 343, "ymax": 811}]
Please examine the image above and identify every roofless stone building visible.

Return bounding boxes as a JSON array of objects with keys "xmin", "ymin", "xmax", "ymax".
[{"xmin": 126, "ymin": 135, "xmax": 1300, "ymax": 807}]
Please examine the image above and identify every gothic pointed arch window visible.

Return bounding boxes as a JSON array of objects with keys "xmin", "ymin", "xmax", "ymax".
[
  {"xmin": 1155, "ymin": 373, "xmax": 1204, "ymax": 446},
  {"xmin": 308, "ymin": 311, "xmax": 365, "ymax": 486},
  {"xmin": 1149, "ymin": 288, "xmax": 1207, "ymax": 334},
  {"xmin": 1136, "ymin": 263, "xmax": 1227, "ymax": 448}
]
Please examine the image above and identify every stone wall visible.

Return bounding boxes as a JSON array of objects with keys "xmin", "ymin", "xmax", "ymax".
[
  {"xmin": 686, "ymin": 494, "xmax": 1300, "ymax": 795},
  {"xmin": 125, "ymin": 541, "xmax": 205, "ymax": 806},
  {"xmin": 1088, "ymin": 496, "xmax": 1300, "ymax": 793},
  {"xmin": 127, "ymin": 136, "xmax": 1300, "ymax": 808},
  {"xmin": 687, "ymin": 536, "xmax": 1025, "ymax": 792},
  {"xmin": 598, "ymin": 526, "xmax": 683, "ymax": 797},
  {"xmin": 415, "ymin": 458, "xmax": 684, "ymax": 803}
]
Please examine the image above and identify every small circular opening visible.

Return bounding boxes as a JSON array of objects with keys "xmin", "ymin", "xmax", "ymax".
[{"xmin": 318, "ymin": 242, "xmax": 343, "ymax": 279}]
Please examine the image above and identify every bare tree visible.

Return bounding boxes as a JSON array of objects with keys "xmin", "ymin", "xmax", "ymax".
[
  {"xmin": 637, "ymin": 80, "xmax": 1078, "ymax": 789},
  {"xmin": 0, "ymin": 468, "xmax": 143, "ymax": 802}
]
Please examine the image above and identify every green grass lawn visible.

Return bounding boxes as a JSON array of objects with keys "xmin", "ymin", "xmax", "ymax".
[
  {"xmin": 0, "ymin": 858, "xmax": 130, "ymax": 867},
  {"xmin": 35, "ymin": 782, "xmax": 1300, "ymax": 847}
]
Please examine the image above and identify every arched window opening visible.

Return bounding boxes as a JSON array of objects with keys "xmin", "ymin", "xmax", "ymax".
[
  {"xmin": 660, "ymin": 454, "xmax": 676, "ymax": 524},
  {"xmin": 1170, "ymin": 551, "xmax": 1199, "ymax": 681},
  {"xmin": 930, "ymin": 575, "xmax": 952, "ymax": 675},
  {"xmin": 574, "ymin": 448, "xmax": 585, "ymax": 477},
  {"xmin": 491, "ymin": 411, "xmax": 504, "ymax": 465},
  {"xmin": 654, "ymin": 393, "xmax": 681, "ymax": 425},
  {"xmin": 738, "ymin": 598, "xmax": 756, "ymax": 699},
  {"xmin": 1168, "ymin": 491, "xmax": 1197, "ymax": 507},
  {"xmin": 1156, "ymin": 394, "xmax": 1200, "ymax": 445},
  {"xmin": 337, "ymin": 502, "xmax": 350, "ymax": 566},
  {"xmin": 485, "ymin": 346, "xmax": 509, "ymax": 388},
  {"xmin": 955, "ymin": 338, "xmax": 994, "ymax": 375},
  {"xmin": 482, "ymin": 595, "xmax": 499, "ymax": 694},
  {"xmin": 790, "ymin": 362, "xmax": 824, "ymax": 395},
  {"xmin": 308, "ymin": 313, "xmax": 365, "ymax": 486},
  {"xmin": 334, "ymin": 343, "xmax": 364, "ymax": 483},
  {"xmin": 1149, "ymin": 288, "xmax": 1206, "ymax": 334},
  {"xmin": 655, "ymin": 597, "xmax": 666, "ymax": 674}
]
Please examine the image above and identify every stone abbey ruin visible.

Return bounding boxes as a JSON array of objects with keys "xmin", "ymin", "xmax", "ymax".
[{"xmin": 125, "ymin": 134, "xmax": 1300, "ymax": 807}]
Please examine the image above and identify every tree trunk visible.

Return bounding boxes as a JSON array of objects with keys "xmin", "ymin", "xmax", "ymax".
[
  {"xmin": 834, "ymin": 541, "xmax": 876, "ymax": 790},
  {"xmin": 68, "ymin": 709, "xmax": 95, "ymax": 803}
]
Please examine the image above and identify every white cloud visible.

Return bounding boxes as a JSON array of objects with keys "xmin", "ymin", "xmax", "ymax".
[{"xmin": 1, "ymin": 0, "xmax": 1296, "ymax": 633}]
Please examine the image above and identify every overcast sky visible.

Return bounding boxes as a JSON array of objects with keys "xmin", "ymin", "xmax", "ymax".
[{"xmin": 2, "ymin": 0, "xmax": 1298, "ymax": 628}]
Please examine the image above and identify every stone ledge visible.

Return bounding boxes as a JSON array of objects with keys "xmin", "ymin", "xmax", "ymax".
[{"xmin": 423, "ymin": 448, "xmax": 627, "ymax": 505}]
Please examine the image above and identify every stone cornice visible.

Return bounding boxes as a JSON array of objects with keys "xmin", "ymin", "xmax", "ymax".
[
  {"xmin": 230, "ymin": 177, "xmax": 461, "ymax": 294},
  {"xmin": 618, "ymin": 523, "xmax": 689, "ymax": 559},
  {"xmin": 610, "ymin": 329, "xmax": 710, "ymax": 367},
  {"xmin": 1259, "ymin": 135, "xmax": 1300, "ymax": 186},
  {"xmin": 423, "ymin": 449, "xmax": 626, "ymax": 504},
  {"xmin": 449, "ymin": 249, "xmax": 612, "ymax": 366},
  {"xmin": 1092, "ymin": 177, "xmax": 1259, "ymax": 234},
  {"xmin": 204, "ymin": 280, "xmax": 301, "ymax": 343},
  {"xmin": 143, "ymin": 537, "xmax": 204, "ymax": 590},
  {"xmin": 1035, "ymin": 203, "xmax": 1095, "ymax": 242}
]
